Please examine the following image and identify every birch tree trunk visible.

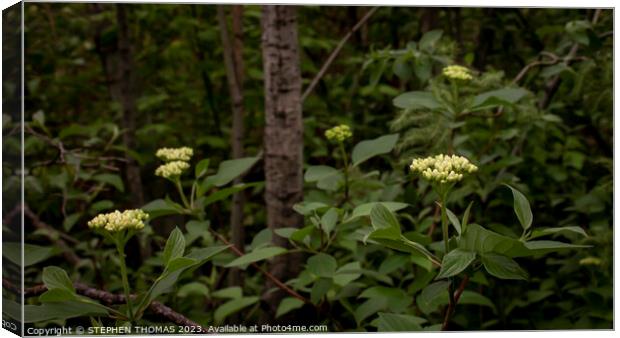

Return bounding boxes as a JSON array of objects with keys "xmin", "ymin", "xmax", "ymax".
[{"xmin": 260, "ymin": 4, "xmax": 304, "ymax": 316}]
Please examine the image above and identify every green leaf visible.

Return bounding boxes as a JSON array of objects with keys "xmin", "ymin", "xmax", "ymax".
[
  {"xmin": 481, "ymin": 253, "xmax": 528, "ymax": 280},
  {"xmin": 393, "ymin": 91, "xmax": 441, "ymax": 110},
  {"xmin": 370, "ymin": 203, "xmax": 400, "ymax": 231},
  {"xmin": 24, "ymin": 301, "xmax": 108, "ymax": 323},
  {"xmin": 417, "ymin": 281, "xmax": 450, "ymax": 315},
  {"xmin": 306, "ymin": 253, "xmax": 338, "ymax": 278},
  {"xmin": 459, "ymin": 291, "xmax": 497, "ymax": 313},
  {"xmin": 212, "ymin": 287, "xmax": 243, "ymax": 299},
  {"xmin": 195, "ymin": 159, "xmax": 210, "ymax": 178},
  {"xmin": 162, "ymin": 227, "xmax": 185, "ymax": 266},
  {"xmin": 39, "ymin": 288, "xmax": 77, "ymax": 303},
  {"xmin": 290, "ymin": 225, "xmax": 314, "ymax": 243},
  {"xmin": 165, "ymin": 257, "xmax": 198, "ymax": 273},
  {"xmin": 274, "ymin": 227, "xmax": 298, "ymax": 239},
  {"xmin": 529, "ymin": 226, "xmax": 588, "ymax": 240},
  {"xmin": 214, "ymin": 297, "xmax": 259, "ymax": 324},
  {"xmin": 204, "ymin": 156, "xmax": 259, "ymax": 187},
  {"xmin": 436, "ymin": 249, "xmax": 476, "ymax": 280},
  {"xmin": 333, "ymin": 262, "xmax": 362, "ymax": 287},
  {"xmin": 523, "ymin": 240, "xmax": 590, "ymax": 253},
  {"xmin": 351, "ymin": 134, "xmax": 399, "ymax": 167},
  {"xmin": 202, "ymin": 182, "xmax": 262, "ymax": 207},
  {"xmin": 376, "ymin": 312, "xmax": 425, "ymax": 332},
  {"xmin": 225, "ymin": 246, "xmax": 287, "ymax": 268},
  {"xmin": 304, "ymin": 165, "xmax": 340, "ymax": 182},
  {"xmin": 459, "ymin": 224, "xmax": 529, "ymax": 257},
  {"xmin": 320, "ymin": 208, "xmax": 339, "ymax": 235},
  {"xmin": 310, "ymin": 277, "xmax": 333, "ymax": 304},
  {"xmin": 472, "ymin": 88, "xmax": 529, "ymax": 108},
  {"xmin": 90, "ymin": 200, "xmax": 114, "ymax": 213},
  {"xmin": 243, "ymin": 229, "xmax": 269, "ymax": 252},
  {"xmin": 445, "ymin": 207, "xmax": 461, "ymax": 235},
  {"xmin": 177, "ymin": 282, "xmax": 209, "ymax": 298},
  {"xmin": 347, "ymin": 202, "xmax": 408, "ymax": 221},
  {"xmin": 504, "ymin": 184, "xmax": 533, "ymax": 231},
  {"xmin": 92, "ymin": 173, "xmax": 124, "ymax": 192},
  {"xmin": 276, "ymin": 297, "xmax": 305, "ymax": 318},
  {"xmin": 461, "ymin": 201, "xmax": 474, "ymax": 234},
  {"xmin": 293, "ymin": 202, "xmax": 328, "ymax": 215},
  {"xmin": 63, "ymin": 213, "xmax": 81, "ymax": 232},
  {"xmin": 392, "ymin": 55, "xmax": 412, "ymax": 80},
  {"xmin": 4, "ymin": 243, "xmax": 57, "ymax": 267},
  {"xmin": 185, "ymin": 220, "xmax": 210, "ymax": 244},
  {"xmin": 42, "ymin": 266, "xmax": 74, "ymax": 293},
  {"xmin": 419, "ymin": 29, "xmax": 443, "ymax": 51},
  {"xmin": 142, "ymin": 199, "xmax": 185, "ymax": 219},
  {"xmin": 355, "ymin": 298, "xmax": 387, "ymax": 324},
  {"xmin": 185, "ymin": 245, "xmax": 230, "ymax": 263},
  {"xmin": 139, "ymin": 246, "xmax": 228, "ymax": 312}
]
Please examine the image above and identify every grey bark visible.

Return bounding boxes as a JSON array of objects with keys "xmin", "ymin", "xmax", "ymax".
[{"xmin": 260, "ymin": 5, "xmax": 304, "ymax": 317}]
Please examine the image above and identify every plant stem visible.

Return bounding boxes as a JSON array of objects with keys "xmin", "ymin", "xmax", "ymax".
[
  {"xmin": 116, "ymin": 242, "xmax": 134, "ymax": 323},
  {"xmin": 339, "ymin": 142, "xmax": 350, "ymax": 202},
  {"xmin": 440, "ymin": 196, "xmax": 449, "ymax": 255},
  {"xmin": 175, "ymin": 179, "xmax": 191, "ymax": 209},
  {"xmin": 440, "ymin": 192, "xmax": 456, "ymax": 329},
  {"xmin": 189, "ymin": 181, "xmax": 197, "ymax": 208}
]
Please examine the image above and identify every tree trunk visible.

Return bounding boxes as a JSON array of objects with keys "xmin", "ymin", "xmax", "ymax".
[
  {"xmin": 419, "ymin": 8, "xmax": 438, "ymax": 35},
  {"xmin": 217, "ymin": 4, "xmax": 246, "ymax": 293},
  {"xmin": 90, "ymin": 3, "xmax": 147, "ymax": 266},
  {"xmin": 114, "ymin": 5, "xmax": 144, "ymax": 208},
  {"xmin": 260, "ymin": 4, "xmax": 304, "ymax": 318}
]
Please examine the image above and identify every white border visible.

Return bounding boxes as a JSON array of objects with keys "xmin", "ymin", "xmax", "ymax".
[{"xmin": 0, "ymin": 1, "xmax": 616, "ymax": 338}]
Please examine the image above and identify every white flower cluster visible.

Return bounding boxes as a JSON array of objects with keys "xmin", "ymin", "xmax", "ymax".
[
  {"xmin": 442, "ymin": 65, "xmax": 473, "ymax": 81},
  {"xmin": 88, "ymin": 209, "xmax": 149, "ymax": 232},
  {"xmin": 325, "ymin": 124, "xmax": 352, "ymax": 142},
  {"xmin": 155, "ymin": 147, "xmax": 193, "ymax": 179},
  {"xmin": 156, "ymin": 147, "xmax": 194, "ymax": 162},
  {"xmin": 155, "ymin": 161, "xmax": 190, "ymax": 179},
  {"xmin": 410, "ymin": 154, "xmax": 478, "ymax": 184}
]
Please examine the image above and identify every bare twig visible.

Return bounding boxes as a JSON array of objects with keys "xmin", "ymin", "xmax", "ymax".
[
  {"xmin": 23, "ymin": 205, "xmax": 81, "ymax": 264},
  {"xmin": 539, "ymin": 9, "xmax": 602, "ymax": 109},
  {"xmin": 301, "ymin": 6, "xmax": 379, "ymax": 102},
  {"xmin": 3, "ymin": 279, "xmax": 205, "ymax": 330}
]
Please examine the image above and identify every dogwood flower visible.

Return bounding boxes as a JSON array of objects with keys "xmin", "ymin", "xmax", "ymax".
[
  {"xmin": 410, "ymin": 154, "xmax": 478, "ymax": 184},
  {"xmin": 155, "ymin": 161, "xmax": 190, "ymax": 179},
  {"xmin": 88, "ymin": 209, "xmax": 148, "ymax": 232},
  {"xmin": 442, "ymin": 65, "xmax": 473, "ymax": 81},
  {"xmin": 325, "ymin": 125, "xmax": 352, "ymax": 142},
  {"xmin": 156, "ymin": 147, "xmax": 194, "ymax": 162}
]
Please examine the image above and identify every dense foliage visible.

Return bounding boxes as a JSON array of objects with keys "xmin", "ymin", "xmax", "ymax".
[{"xmin": 2, "ymin": 4, "xmax": 612, "ymax": 332}]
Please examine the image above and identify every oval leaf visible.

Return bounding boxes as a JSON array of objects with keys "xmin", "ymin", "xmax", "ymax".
[
  {"xmin": 352, "ymin": 134, "xmax": 399, "ymax": 167},
  {"xmin": 504, "ymin": 184, "xmax": 533, "ymax": 231},
  {"xmin": 163, "ymin": 227, "xmax": 185, "ymax": 266},
  {"xmin": 225, "ymin": 246, "xmax": 287, "ymax": 269},
  {"xmin": 436, "ymin": 249, "xmax": 476, "ymax": 280},
  {"xmin": 481, "ymin": 253, "xmax": 528, "ymax": 280}
]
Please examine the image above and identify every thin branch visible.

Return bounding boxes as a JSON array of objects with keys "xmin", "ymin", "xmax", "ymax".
[
  {"xmin": 539, "ymin": 9, "xmax": 602, "ymax": 109},
  {"xmin": 441, "ymin": 274, "xmax": 470, "ymax": 331},
  {"xmin": 301, "ymin": 6, "xmax": 379, "ymax": 102},
  {"xmin": 23, "ymin": 205, "xmax": 81, "ymax": 264},
  {"xmin": 3, "ymin": 279, "xmax": 205, "ymax": 330},
  {"xmin": 208, "ymin": 228, "xmax": 309, "ymax": 304}
]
